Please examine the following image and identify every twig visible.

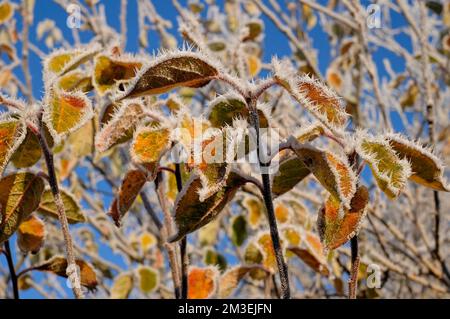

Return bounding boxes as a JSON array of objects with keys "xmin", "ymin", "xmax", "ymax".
[
  {"xmin": 3, "ymin": 241, "xmax": 19, "ymax": 299},
  {"xmin": 348, "ymin": 236, "xmax": 360, "ymax": 299},
  {"xmin": 175, "ymin": 163, "xmax": 188, "ymax": 299}
]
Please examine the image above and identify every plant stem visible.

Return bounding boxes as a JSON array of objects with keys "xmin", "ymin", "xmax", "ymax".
[
  {"xmin": 349, "ymin": 236, "xmax": 360, "ymax": 299},
  {"xmin": 3, "ymin": 241, "xmax": 19, "ymax": 299},
  {"xmin": 175, "ymin": 163, "xmax": 188, "ymax": 299},
  {"xmin": 248, "ymin": 98, "xmax": 290, "ymax": 299},
  {"xmin": 35, "ymin": 120, "xmax": 83, "ymax": 299}
]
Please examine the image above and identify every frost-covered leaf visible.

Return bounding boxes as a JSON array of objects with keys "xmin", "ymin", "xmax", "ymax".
[
  {"xmin": 198, "ymin": 218, "xmax": 220, "ymax": 247},
  {"xmin": 356, "ymin": 134, "xmax": 411, "ymax": 198},
  {"xmin": 242, "ymin": 197, "xmax": 265, "ymax": 229},
  {"xmin": 136, "ymin": 266, "xmax": 159, "ymax": 294},
  {"xmin": 204, "ymin": 249, "xmax": 227, "ymax": 271},
  {"xmin": 187, "ymin": 267, "xmax": 218, "ymax": 299},
  {"xmin": 0, "ymin": 1, "xmax": 14, "ymax": 24},
  {"xmin": 219, "ymin": 266, "xmax": 261, "ymax": 298},
  {"xmin": 243, "ymin": 20, "xmax": 263, "ymax": 41},
  {"xmin": 272, "ymin": 155, "xmax": 310, "ymax": 197},
  {"xmin": 292, "ymin": 143, "xmax": 356, "ymax": 208},
  {"xmin": 93, "ymin": 54, "xmax": 143, "ymax": 97},
  {"xmin": 108, "ymin": 170, "xmax": 148, "ymax": 227},
  {"xmin": 169, "ymin": 171, "xmax": 246, "ymax": 242},
  {"xmin": 57, "ymin": 70, "xmax": 93, "ymax": 92},
  {"xmin": 243, "ymin": 242, "xmax": 267, "ymax": 280},
  {"xmin": 288, "ymin": 231, "xmax": 329, "ymax": 276},
  {"xmin": 37, "ymin": 189, "xmax": 85, "ymax": 224},
  {"xmin": 274, "ymin": 63, "xmax": 348, "ymax": 130},
  {"xmin": 274, "ymin": 202, "xmax": 291, "ymax": 224},
  {"xmin": 386, "ymin": 133, "xmax": 449, "ymax": 191},
  {"xmin": 317, "ymin": 186, "xmax": 369, "ymax": 250},
  {"xmin": 295, "ymin": 123, "xmax": 325, "ymax": 143},
  {"xmin": 17, "ymin": 214, "xmax": 45, "ymax": 254},
  {"xmin": 229, "ymin": 214, "xmax": 247, "ymax": 247},
  {"xmin": 96, "ymin": 100, "xmax": 146, "ymax": 153},
  {"xmin": 68, "ymin": 119, "xmax": 94, "ymax": 157},
  {"xmin": 44, "ymin": 45, "xmax": 100, "ymax": 81},
  {"xmin": 0, "ymin": 173, "xmax": 45, "ymax": 244},
  {"xmin": 43, "ymin": 90, "xmax": 94, "ymax": 142},
  {"xmin": 256, "ymin": 232, "xmax": 277, "ymax": 272},
  {"xmin": 130, "ymin": 125, "xmax": 171, "ymax": 175},
  {"xmin": 117, "ymin": 51, "xmax": 220, "ymax": 99},
  {"xmin": 139, "ymin": 231, "xmax": 157, "ymax": 253},
  {"xmin": 207, "ymin": 92, "xmax": 268, "ymax": 128},
  {"xmin": 34, "ymin": 256, "xmax": 98, "ymax": 290},
  {"xmin": 0, "ymin": 118, "xmax": 26, "ymax": 175},
  {"xmin": 11, "ymin": 128, "xmax": 42, "ymax": 168},
  {"xmin": 110, "ymin": 273, "xmax": 134, "ymax": 299}
]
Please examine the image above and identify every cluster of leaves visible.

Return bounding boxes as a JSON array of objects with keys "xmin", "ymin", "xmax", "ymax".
[{"xmin": 0, "ymin": 0, "xmax": 449, "ymax": 299}]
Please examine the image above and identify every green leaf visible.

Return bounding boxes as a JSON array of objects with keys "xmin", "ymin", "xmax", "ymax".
[
  {"xmin": 37, "ymin": 189, "xmax": 85, "ymax": 224},
  {"xmin": 136, "ymin": 266, "xmax": 159, "ymax": 294},
  {"xmin": 356, "ymin": 134, "xmax": 411, "ymax": 198},
  {"xmin": 204, "ymin": 249, "xmax": 227, "ymax": 272},
  {"xmin": 207, "ymin": 93, "xmax": 269, "ymax": 128},
  {"xmin": 229, "ymin": 215, "xmax": 248, "ymax": 247},
  {"xmin": 11, "ymin": 129, "xmax": 42, "ymax": 168},
  {"xmin": 108, "ymin": 170, "xmax": 148, "ymax": 227},
  {"xmin": 118, "ymin": 51, "xmax": 219, "ymax": 99},
  {"xmin": 169, "ymin": 171, "xmax": 246, "ymax": 242},
  {"xmin": 386, "ymin": 133, "xmax": 449, "ymax": 192},
  {"xmin": 110, "ymin": 273, "xmax": 134, "ymax": 299},
  {"xmin": 272, "ymin": 155, "xmax": 310, "ymax": 196},
  {"xmin": 0, "ymin": 173, "xmax": 45, "ymax": 244},
  {"xmin": 0, "ymin": 118, "xmax": 26, "ymax": 175},
  {"xmin": 317, "ymin": 186, "xmax": 369, "ymax": 250},
  {"xmin": 33, "ymin": 256, "xmax": 98, "ymax": 291}
]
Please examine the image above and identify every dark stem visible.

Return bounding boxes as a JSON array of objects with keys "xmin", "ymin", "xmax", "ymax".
[
  {"xmin": 248, "ymin": 99, "xmax": 290, "ymax": 299},
  {"xmin": 349, "ymin": 236, "xmax": 360, "ymax": 299},
  {"xmin": 175, "ymin": 163, "xmax": 188, "ymax": 299},
  {"xmin": 3, "ymin": 241, "xmax": 19, "ymax": 299}
]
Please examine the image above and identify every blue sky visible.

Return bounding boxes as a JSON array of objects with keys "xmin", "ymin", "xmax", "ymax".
[{"xmin": 2, "ymin": 0, "xmax": 413, "ymax": 299}]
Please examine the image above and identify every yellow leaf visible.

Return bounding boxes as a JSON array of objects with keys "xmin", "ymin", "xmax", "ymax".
[
  {"xmin": 0, "ymin": 1, "xmax": 14, "ymax": 24},
  {"xmin": 11, "ymin": 128, "xmax": 42, "ymax": 168},
  {"xmin": 356, "ymin": 134, "xmax": 411, "ymax": 198},
  {"xmin": 57, "ymin": 70, "xmax": 93, "ymax": 92},
  {"xmin": 274, "ymin": 203, "xmax": 291, "ymax": 224},
  {"xmin": 110, "ymin": 273, "xmax": 134, "ymax": 299},
  {"xmin": 386, "ymin": 133, "xmax": 449, "ymax": 192},
  {"xmin": 0, "ymin": 118, "xmax": 26, "ymax": 175},
  {"xmin": 242, "ymin": 197, "xmax": 265, "ymax": 229},
  {"xmin": 140, "ymin": 231, "xmax": 157, "ymax": 253},
  {"xmin": 17, "ymin": 215, "xmax": 45, "ymax": 254},
  {"xmin": 137, "ymin": 266, "xmax": 159, "ymax": 294},
  {"xmin": 43, "ymin": 90, "xmax": 93, "ymax": 142},
  {"xmin": 130, "ymin": 126, "xmax": 171, "ymax": 171},
  {"xmin": 247, "ymin": 54, "xmax": 261, "ymax": 77},
  {"xmin": 187, "ymin": 267, "xmax": 218, "ymax": 299}
]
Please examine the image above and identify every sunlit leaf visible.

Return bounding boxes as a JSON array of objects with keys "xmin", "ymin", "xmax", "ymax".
[
  {"xmin": 43, "ymin": 90, "xmax": 94, "ymax": 142},
  {"xmin": 17, "ymin": 214, "xmax": 45, "ymax": 254},
  {"xmin": 57, "ymin": 70, "xmax": 93, "ymax": 92},
  {"xmin": 108, "ymin": 170, "xmax": 148, "ymax": 227},
  {"xmin": 169, "ymin": 171, "xmax": 246, "ymax": 243},
  {"xmin": 356, "ymin": 134, "xmax": 411, "ymax": 198},
  {"xmin": 274, "ymin": 64, "xmax": 348, "ymax": 129},
  {"xmin": 386, "ymin": 133, "xmax": 450, "ymax": 191},
  {"xmin": 44, "ymin": 45, "xmax": 101, "ymax": 81},
  {"xmin": 96, "ymin": 100, "xmax": 146, "ymax": 153},
  {"xmin": 187, "ymin": 267, "xmax": 218, "ymax": 299},
  {"xmin": 34, "ymin": 256, "xmax": 98, "ymax": 290},
  {"xmin": 93, "ymin": 54, "xmax": 143, "ymax": 97},
  {"xmin": 11, "ymin": 128, "xmax": 42, "ymax": 168},
  {"xmin": 136, "ymin": 266, "xmax": 159, "ymax": 294},
  {"xmin": 288, "ymin": 231, "xmax": 329, "ymax": 276},
  {"xmin": 0, "ymin": 1, "xmax": 14, "ymax": 24},
  {"xmin": 117, "ymin": 51, "xmax": 219, "ymax": 99},
  {"xmin": 110, "ymin": 273, "xmax": 134, "ymax": 299},
  {"xmin": 0, "ymin": 118, "xmax": 26, "ymax": 175},
  {"xmin": 0, "ymin": 173, "xmax": 45, "ymax": 244},
  {"xmin": 37, "ymin": 188, "xmax": 85, "ymax": 224},
  {"xmin": 292, "ymin": 144, "xmax": 356, "ymax": 208},
  {"xmin": 272, "ymin": 155, "xmax": 310, "ymax": 196},
  {"xmin": 68, "ymin": 119, "xmax": 94, "ymax": 157},
  {"xmin": 207, "ymin": 92, "xmax": 269, "ymax": 128},
  {"xmin": 229, "ymin": 214, "xmax": 247, "ymax": 247},
  {"xmin": 317, "ymin": 186, "xmax": 369, "ymax": 250}
]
